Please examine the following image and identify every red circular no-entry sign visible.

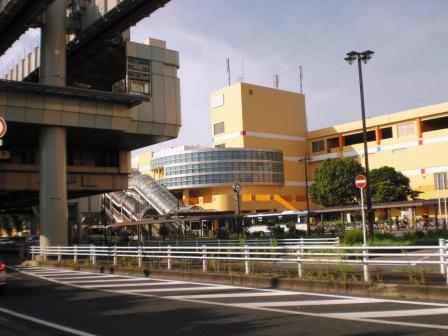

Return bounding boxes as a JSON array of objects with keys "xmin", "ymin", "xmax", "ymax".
[
  {"xmin": 355, "ymin": 175, "xmax": 367, "ymax": 189},
  {"xmin": 0, "ymin": 117, "xmax": 6, "ymax": 138}
]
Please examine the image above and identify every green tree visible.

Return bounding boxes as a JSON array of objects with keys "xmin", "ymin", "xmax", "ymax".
[
  {"xmin": 234, "ymin": 214, "xmax": 251, "ymax": 235},
  {"xmin": 370, "ymin": 166, "xmax": 421, "ymax": 202},
  {"xmin": 310, "ymin": 158, "xmax": 364, "ymax": 207},
  {"xmin": 266, "ymin": 219, "xmax": 277, "ymax": 234},
  {"xmin": 286, "ymin": 222, "xmax": 299, "ymax": 237}
]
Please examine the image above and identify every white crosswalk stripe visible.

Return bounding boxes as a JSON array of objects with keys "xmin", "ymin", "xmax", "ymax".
[
  {"xmin": 61, "ymin": 278, "xmax": 168, "ymax": 284},
  {"xmin": 16, "ymin": 266, "xmax": 448, "ymax": 331},
  {"xmin": 165, "ymin": 291, "xmax": 295, "ymax": 299},
  {"xmin": 234, "ymin": 298, "xmax": 383, "ymax": 308},
  {"xmin": 114, "ymin": 286, "xmax": 235, "ymax": 293},
  {"xmin": 49, "ymin": 275, "xmax": 125, "ymax": 281},
  {"xmin": 82, "ymin": 281, "xmax": 185, "ymax": 288},
  {"xmin": 324, "ymin": 308, "xmax": 448, "ymax": 319}
]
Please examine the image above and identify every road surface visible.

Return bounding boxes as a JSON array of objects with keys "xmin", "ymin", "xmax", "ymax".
[{"xmin": 1, "ymin": 266, "xmax": 448, "ymax": 335}]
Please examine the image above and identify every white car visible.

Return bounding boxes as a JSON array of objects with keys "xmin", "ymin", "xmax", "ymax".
[{"xmin": 0, "ymin": 260, "xmax": 6, "ymax": 293}]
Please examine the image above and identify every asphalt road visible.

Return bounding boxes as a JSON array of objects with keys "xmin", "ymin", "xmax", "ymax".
[{"xmin": 2, "ymin": 267, "xmax": 448, "ymax": 335}]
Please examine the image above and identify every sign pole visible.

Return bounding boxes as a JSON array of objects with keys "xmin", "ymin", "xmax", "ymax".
[
  {"xmin": 355, "ymin": 174, "xmax": 368, "ymax": 246},
  {"xmin": 360, "ymin": 188, "xmax": 367, "ymax": 246}
]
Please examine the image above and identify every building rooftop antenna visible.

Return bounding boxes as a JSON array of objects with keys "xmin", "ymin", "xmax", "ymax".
[
  {"xmin": 299, "ymin": 65, "xmax": 303, "ymax": 94},
  {"xmin": 226, "ymin": 58, "xmax": 231, "ymax": 86},
  {"xmin": 273, "ymin": 73, "xmax": 279, "ymax": 89}
]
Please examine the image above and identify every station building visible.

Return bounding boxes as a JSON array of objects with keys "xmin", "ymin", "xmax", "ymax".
[{"xmin": 133, "ymin": 82, "xmax": 448, "ymax": 221}]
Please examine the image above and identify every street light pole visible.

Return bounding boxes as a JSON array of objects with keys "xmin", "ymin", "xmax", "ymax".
[
  {"xmin": 345, "ymin": 50, "xmax": 375, "ymax": 236},
  {"xmin": 298, "ymin": 157, "xmax": 312, "ymax": 235},
  {"xmin": 233, "ymin": 183, "xmax": 241, "ymax": 235}
]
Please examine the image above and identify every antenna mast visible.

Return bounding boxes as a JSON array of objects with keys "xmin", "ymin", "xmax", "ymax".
[
  {"xmin": 299, "ymin": 66, "xmax": 303, "ymax": 94},
  {"xmin": 226, "ymin": 58, "xmax": 231, "ymax": 86},
  {"xmin": 273, "ymin": 74, "xmax": 279, "ymax": 89}
]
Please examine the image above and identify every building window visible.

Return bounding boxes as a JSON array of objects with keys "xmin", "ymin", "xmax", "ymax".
[
  {"xmin": 211, "ymin": 94, "xmax": 224, "ymax": 108},
  {"xmin": 397, "ymin": 122, "xmax": 415, "ymax": 137},
  {"xmin": 214, "ymin": 122, "xmax": 225, "ymax": 135},
  {"xmin": 215, "ymin": 144, "xmax": 226, "ymax": 148},
  {"xmin": 249, "ymin": 89, "xmax": 253, "ymax": 95},
  {"xmin": 311, "ymin": 140, "xmax": 325, "ymax": 153}
]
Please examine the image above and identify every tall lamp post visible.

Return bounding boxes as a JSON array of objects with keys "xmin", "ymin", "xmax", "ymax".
[
  {"xmin": 232, "ymin": 183, "xmax": 241, "ymax": 234},
  {"xmin": 298, "ymin": 157, "xmax": 312, "ymax": 235},
  {"xmin": 344, "ymin": 50, "xmax": 375, "ymax": 236}
]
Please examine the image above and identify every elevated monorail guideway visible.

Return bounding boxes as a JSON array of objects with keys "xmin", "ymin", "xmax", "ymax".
[
  {"xmin": 24, "ymin": 0, "xmax": 172, "ymax": 90},
  {"xmin": 0, "ymin": 0, "xmax": 181, "ymax": 247},
  {"xmin": 0, "ymin": 0, "xmax": 55, "ymax": 57}
]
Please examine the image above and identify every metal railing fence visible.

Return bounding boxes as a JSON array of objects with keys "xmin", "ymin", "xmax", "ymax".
[
  {"xmin": 30, "ymin": 238, "xmax": 448, "ymax": 284},
  {"xmin": 116, "ymin": 237, "xmax": 340, "ymax": 247}
]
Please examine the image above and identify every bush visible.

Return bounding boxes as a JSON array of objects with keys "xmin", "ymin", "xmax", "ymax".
[
  {"xmin": 343, "ymin": 229, "xmax": 363, "ymax": 245},
  {"xmin": 372, "ymin": 232, "xmax": 395, "ymax": 241},
  {"xmin": 216, "ymin": 227, "xmax": 229, "ymax": 240},
  {"xmin": 272, "ymin": 226, "xmax": 285, "ymax": 239}
]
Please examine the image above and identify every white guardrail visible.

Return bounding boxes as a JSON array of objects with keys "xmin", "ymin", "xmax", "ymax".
[
  {"xmin": 30, "ymin": 238, "xmax": 448, "ymax": 284},
  {"xmin": 120, "ymin": 238, "xmax": 340, "ymax": 247}
]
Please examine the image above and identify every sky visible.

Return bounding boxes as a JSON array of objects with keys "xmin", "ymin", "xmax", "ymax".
[{"xmin": 2, "ymin": 0, "xmax": 448, "ymax": 153}]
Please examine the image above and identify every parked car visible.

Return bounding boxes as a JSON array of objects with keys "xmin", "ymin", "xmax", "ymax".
[
  {"xmin": 26, "ymin": 235, "xmax": 40, "ymax": 245},
  {"xmin": 0, "ymin": 259, "xmax": 6, "ymax": 293},
  {"xmin": 0, "ymin": 238, "xmax": 15, "ymax": 247}
]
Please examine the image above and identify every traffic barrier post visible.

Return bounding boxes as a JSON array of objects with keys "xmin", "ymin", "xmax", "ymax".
[
  {"xmin": 138, "ymin": 245, "xmax": 143, "ymax": 268},
  {"xmin": 444, "ymin": 242, "xmax": 448, "ymax": 285},
  {"xmin": 297, "ymin": 245, "xmax": 303, "ymax": 278},
  {"xmin": 440, "ymin": 239, "xmax": 445, "ymax": 275},
  {"xmin": 113, "ymin": 245, "xmax": 117, "ymax": 266},
  {"xmin": 202, "ymin": 245, "xmax": 207, "ymax": 272},
  {"xmin": 245, "ymin": 245, "xmax": 250, "ymax": 275},
  {"xmin": 91, "ymin": 245, "xmax": 96, "ymax": 266},
  {"xmin": 74, "ymin": 245, "xmax": 78, "ymax": 263},
  {"xmin": 57, "ymin": 246, "xmax": 61, "ymax": 262},
  {"xmin": 167, "ymin": 245, "xmax": 172, "ymax": 270},
  {"xmin": 362, "ymin": 245, "xmax": 369, "ymax": 282}
]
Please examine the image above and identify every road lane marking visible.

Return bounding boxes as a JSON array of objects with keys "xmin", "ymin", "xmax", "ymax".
[
  {"xmin": 82, "ymin": 281, "xmax": 185, "ymax": 288},
  {"xmin": 64, "ymin": 278, "xmax": 167, "ymax": 284},
  {"xmin": 50, "ymin": 275, "xmax": 125, "ymax": 281},
  {"xmin": 115, "ymin": 285, "xmax": 235, "ymax": 293},
  {"xmin": 165, "ymin": 291, "xmax": 295, "ymax": 299},
  {"xmin": 17, "ymin": 267, "xmax": 448, "ymax": 331},
  {"xmin": 324, "ymin": 307, "xmax": 448, "ymax": 319},
  {"xmin": 0, "ymin": 307, "xmax": 96, "ymax": 336},
  {"xmin": 234, "ymin": 298, "xmax": 383, "ymax": 308},
  {"xmin": 28, "ymin": 272, "xmax": 83, "ymax": 276}
]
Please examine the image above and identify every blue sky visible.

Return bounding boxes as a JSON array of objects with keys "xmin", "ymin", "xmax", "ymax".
[{"xmin": 2, "ymin": 0, "xmax": 448, "ymax": 152}]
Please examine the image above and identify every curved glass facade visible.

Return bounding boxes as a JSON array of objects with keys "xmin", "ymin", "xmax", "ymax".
[{"xmin": 150, "ymin": 148, "xmax": 284, "ymax": 188}]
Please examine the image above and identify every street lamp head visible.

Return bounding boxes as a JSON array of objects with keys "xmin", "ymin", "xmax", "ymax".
[
  {"xmin": 345, "ymin": 50, "xmax": 374, "ymax": 65},
  {"xmin": 344, "ymin": 51, "xmax": 357, "ymax": 65},
  {"xmin": 360, "ymin": 50, "xmax": 374, "ymax": 64}
]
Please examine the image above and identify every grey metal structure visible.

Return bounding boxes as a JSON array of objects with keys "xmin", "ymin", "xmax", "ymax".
[{"xmin": 0, "ymin": 0, "xmax": 180, "ymax": 247}]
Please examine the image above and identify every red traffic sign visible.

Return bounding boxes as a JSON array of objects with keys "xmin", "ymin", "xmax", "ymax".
[
  {"xmin": 0, "ymin": 117, "xmax": 6, "ymax": 138},
  {"xmin": 355, "ymin": 175, "xmax": 367, "ymax": 189}
]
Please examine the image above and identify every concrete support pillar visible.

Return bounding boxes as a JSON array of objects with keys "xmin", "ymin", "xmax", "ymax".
[
  {"xmin": 39, "ymin": 126, "xmax": 68, "ymax": 247},
  {"xmin": 39, "ymin": 0, "xmax": 68, "ymax": 248},
  {"xmin": 118, "ymin": 151, "xmax": 131, "ymax": 174},
  {"xmin": 39, "ymin": 0, "xmax": 67, "ymax": 86}
]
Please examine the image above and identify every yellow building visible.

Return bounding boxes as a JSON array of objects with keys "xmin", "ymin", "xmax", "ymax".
[{"xmin": 133, "ymin": 82, "xmax": 448, "ymax": 218}]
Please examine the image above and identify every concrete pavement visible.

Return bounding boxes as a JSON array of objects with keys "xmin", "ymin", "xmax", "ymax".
[{"xmin": 1, "ymin": 266, "xmax": 448, "ymax": 335}]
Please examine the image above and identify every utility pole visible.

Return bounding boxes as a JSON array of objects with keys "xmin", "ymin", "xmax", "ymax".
[{"xmin": 344, "ymin": 50, "xmax": 375, "ymax": 236}]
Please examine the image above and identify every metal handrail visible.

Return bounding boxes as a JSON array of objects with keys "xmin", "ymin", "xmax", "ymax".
[{"xmin": 30, "ymin": 239, "xmax": 448, "ymax": 284}]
